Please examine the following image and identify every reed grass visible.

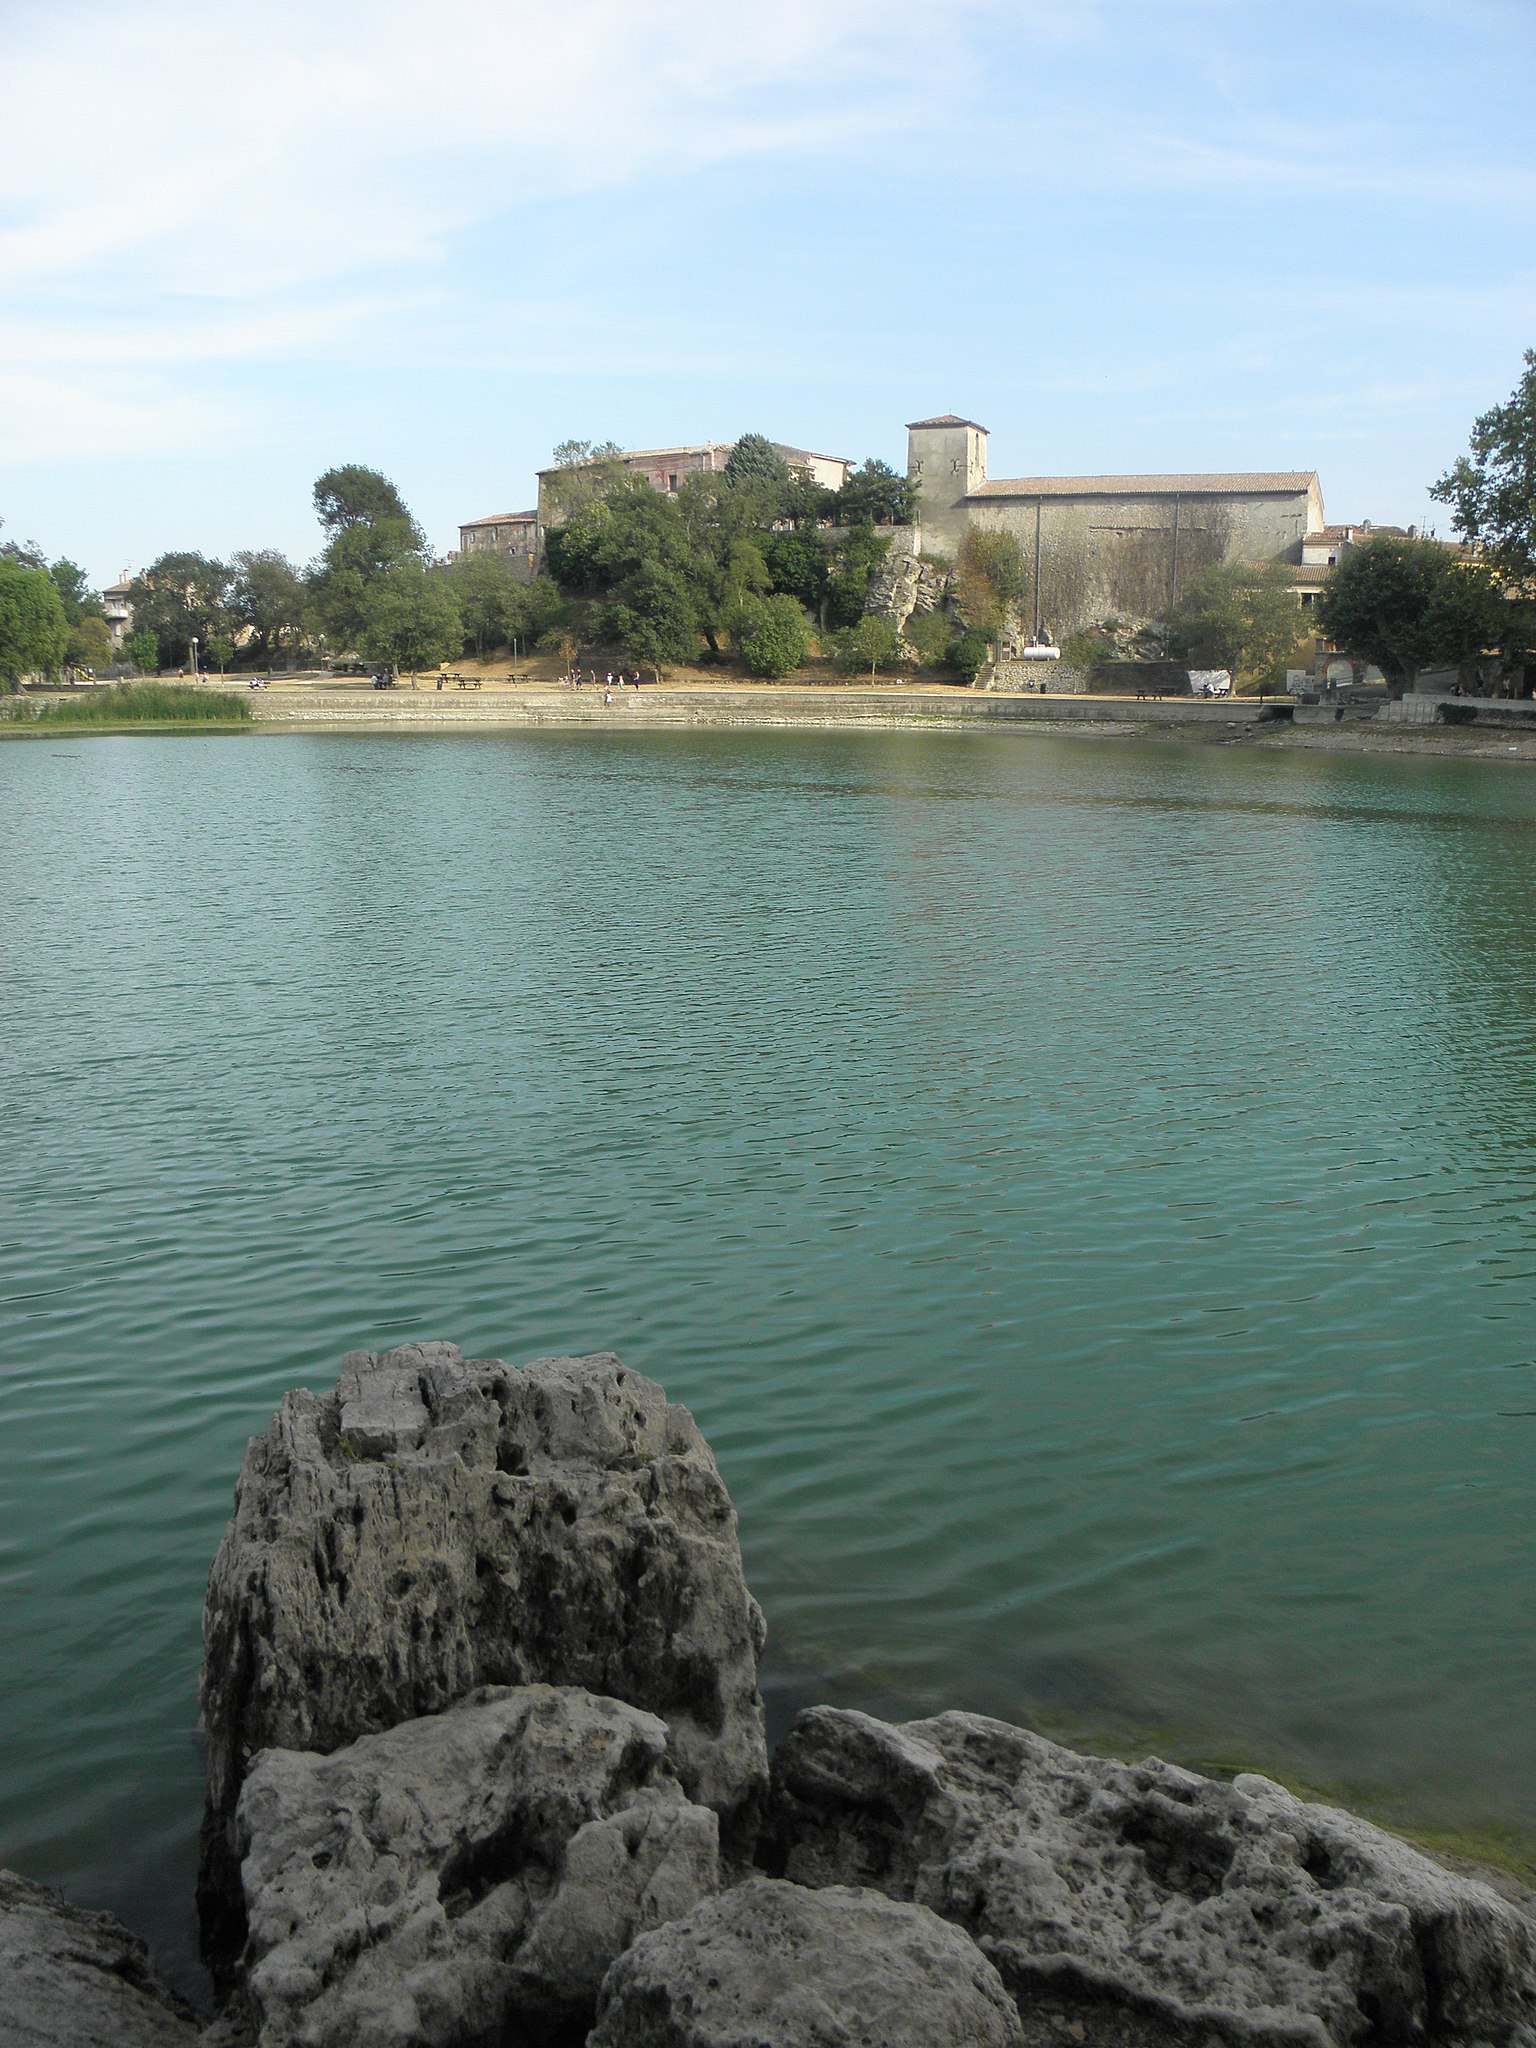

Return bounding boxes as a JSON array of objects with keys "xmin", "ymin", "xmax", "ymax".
[{"xmin": 2, "ymin": 682, "xmax": 253, "ymax": 727}]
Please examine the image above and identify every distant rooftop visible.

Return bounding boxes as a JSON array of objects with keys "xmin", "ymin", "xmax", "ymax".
[
  {"xmin": 907, "ymin": 414, "xmax": 988, "ymax": 431},
  {"xmin": 536, "ymin": 440, "xmax": 850, "ymax": 476},
  {"xmin": 461, "ymin": 510, "xmax": 537, "ymax": 528},
  {"xmin": 971, "ymin": 471, "xmax": 1319, "ymax": 499}
]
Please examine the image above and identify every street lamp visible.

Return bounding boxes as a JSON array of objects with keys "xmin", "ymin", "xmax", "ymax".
[{"xmin": 190, "ymin": 636, "xmax": 199, "ymax": 682}]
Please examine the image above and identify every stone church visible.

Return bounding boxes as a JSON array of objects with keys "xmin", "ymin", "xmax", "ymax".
[{"xmin": 905, "ymin": 415, "xmax": 1324, "ymax": 639}]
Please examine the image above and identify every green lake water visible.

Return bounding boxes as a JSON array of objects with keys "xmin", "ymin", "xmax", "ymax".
[{"xmin": 3, "ymin": 725, "xmax": 1535, "ymax": 1994}]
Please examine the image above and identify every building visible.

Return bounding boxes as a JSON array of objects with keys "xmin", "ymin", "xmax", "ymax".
[
  {"xmin": 456, "ymin": 511, "xmax": 539, "ymax": 580},
  {"xmin": 102, "ymin": 575, "xmax": 134, "ymax": 654},
  {"xmin": 536, "ymin": 439, "xmax": 851, "ymax": 533},
  {"xmin": 460, "ymin": 438, "xmax": 852, "ymax": 577},
  {"xmin": 906, "ymin": 415, "xmax": 1326, "ymax": 639}
]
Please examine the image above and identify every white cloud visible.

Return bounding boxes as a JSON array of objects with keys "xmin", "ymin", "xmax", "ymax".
[{"xmin": 0, "ymin": 0, "xmax": 1037, "ymax": 458}]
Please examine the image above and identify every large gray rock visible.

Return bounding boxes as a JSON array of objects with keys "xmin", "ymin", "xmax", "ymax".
[
  {"xmin": 765, "ymin": 1708, "xmax": 1536, "ymax": 2047},
  {"xmin": 0, "ymin": 1869, "xmax": 201, "ymax": 2048},
  {"xmin": 587, "ymin": 1876, "xmax": 1022, "ymax": 2048},
  {"xmin": 200, "ymin": 1346, "xmax": 766, "ymax": 1962},
  {"xmin": 234, "ymin": 1685, "xmax": 718, "ymax": 2048}
]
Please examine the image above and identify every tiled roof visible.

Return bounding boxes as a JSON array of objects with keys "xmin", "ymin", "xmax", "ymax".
[
  {"xmin": 971, "ymin": 471, "xmax": 1318, "ymax": 498},
  {"xmin": 461, "ymin": 511, "xmax": 537, "ymax": 527},
  {"xmin": 907, "ymin": 414, "xmax": 987, "ymax": 430}
]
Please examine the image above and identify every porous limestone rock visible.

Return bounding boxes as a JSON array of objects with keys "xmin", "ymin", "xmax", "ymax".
[
  {"xmin": 199, "ymin": 1345, "xmax": 766, "ymax": 1966},
  {"xmin": 0, "ymin": 1869, "xmax": 201, "ymax": 2048},
  {"xmin": 235, "ymin": 1685, "xmax": 718, "ymax": 2048},
  {"xmin": 587, "ymin": 1875, "xmax": 1022, "ymax": 2048},
  {"xmin": 764, "ymin": 1708, "xmax": 1536, "ymax": 2047},
  {"xmin": 865, "ymin": 550, "xmax": 951, "ymax": 658}
]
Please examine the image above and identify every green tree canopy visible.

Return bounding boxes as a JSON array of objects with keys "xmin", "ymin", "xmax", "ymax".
[
  {"xmin": 736, "ymin": 593, "xmax": 807, "ymax": 679},
  {"xmin": 1317, "ymin": 536, "xmax": 1504, "ymax": 696},
  {"xmin": 446, "ymin": 550, "xmax": 532, "ymax": 655},
  {"xmin": 0, "ymin": 559, "xmax": 68, "ymax": 688},
  {"xmin": 48, "ymin": 559, "xmax": 103, "ymax": 626},
  {"xmin": 1165, "ymin": 559, "xmax": 1304, "ymax": 688},
  {"xmin": 834, "ymin": 613, "xmax": 900, "ymax": 677},
  {"xmin": 313, "ymin": 464, "xmax": 423, "ymax": 543},
  {"xmin": 598, "ymin": 561, "xmax": 699, "ymax": 668},
  {"xmin": 230, "ymin": 549, "xmax": 307, "ymax": 662},
  {"xmin": 356, "ymin": 561, "xmax": 463, "ymax": 673},
  {"xmin": 308, "ymin": 466, "xmax": 428, "ymax": 651},
  {"xmin": 126, "ymin": 629, "xmax": 158, "ymax": 675},
  {"xmin": 832, "ymin": 459, "xmax": 918, "ymax": 528},
  {"xmin": 65, "ymin": 615, "xmax": 112, "ymax": 670},
  {"xmin": 723, "ymin": 433, "xmax": 791, "ymax": 489},
  {"xmin": 127, "ymin": 552, "xmax": 233, "ymax": 667},
  {"xmin": 1432, "ymin": 350, "xmax": 1536, "ymax": 578}
]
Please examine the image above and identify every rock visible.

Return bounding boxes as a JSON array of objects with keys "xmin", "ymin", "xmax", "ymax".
[
  {"xmin": 234, "ymin": 1685, "xmax": 718, "ymax": 2048},
  {"xmin": 587, "ymin": 1875, "xmax": 1022, "ymax": 2048},
  {"xmin": 865, "ymin": 550, "xmax": 951, "ymax": 659},
  {"xmin": 764, "ymin": 1708, "xmax": 1536, "ymax": 2047},
  {"xmin": 199, "ymin": 1345, "xmax": 766, "ymax": 1970},
  {"xmin": 0, "ymin": 1868, "xmax": 201, "ymax": 2048}
]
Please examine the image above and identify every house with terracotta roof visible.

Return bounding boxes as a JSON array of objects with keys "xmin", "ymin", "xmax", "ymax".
[{"xmin": 906, "ymin": 415, "xmax": 1327, "ymax": 638}]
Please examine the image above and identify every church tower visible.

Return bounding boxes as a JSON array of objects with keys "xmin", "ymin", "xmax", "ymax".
[{"xmin": 906, "ymin": 415, "xmax": 987, "ymax": 556}]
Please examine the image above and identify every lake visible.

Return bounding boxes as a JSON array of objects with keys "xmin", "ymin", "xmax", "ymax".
[{"xmin": 3, "ymin": 724, "xmax": 1535, "ymax": 1994}]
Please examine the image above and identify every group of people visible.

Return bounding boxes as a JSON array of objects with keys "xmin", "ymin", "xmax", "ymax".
[{"xmin": 563, "ymin": 668, "xmax": 647, "ymax": 705}]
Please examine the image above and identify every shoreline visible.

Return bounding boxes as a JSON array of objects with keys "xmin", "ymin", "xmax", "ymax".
[{"xmin": 10, "ymin": 680, "xmax": 1536, "ymax": 764}]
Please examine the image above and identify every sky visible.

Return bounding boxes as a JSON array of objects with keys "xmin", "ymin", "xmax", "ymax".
[{"xmin": 2, "ymin": 0, "xmax": 1533, "ymax": 587}]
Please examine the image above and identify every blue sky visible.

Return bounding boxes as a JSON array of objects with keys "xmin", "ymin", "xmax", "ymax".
[{"xmin": 2, "ymin": 0, "xmax": 1533, "ymax": 587}]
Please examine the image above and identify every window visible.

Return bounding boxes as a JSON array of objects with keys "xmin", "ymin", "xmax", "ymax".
[{"xmin": 668, "ymin": 474, "xmax": 678, "ymax": 491}]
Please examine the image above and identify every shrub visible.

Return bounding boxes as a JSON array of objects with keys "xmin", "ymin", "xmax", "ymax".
[
  {"xmin": 904, "ymin": 610, "xmax": 953, "ymax": 666},
  {"xmin": 737, "ymin": 594, "xmax": 807, "ymax": 679},
  {"xmin": 834, "ymin": 615, "xmax": 900, "ymax": 676},
  {"xmin": 949, "ymin": 626, "xmax": 992, "ymax": 683}
]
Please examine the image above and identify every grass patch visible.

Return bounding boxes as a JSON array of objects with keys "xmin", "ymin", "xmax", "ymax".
[{"xmin": 2, "ymin": 683, "xmax": 253, "ymax": 727}]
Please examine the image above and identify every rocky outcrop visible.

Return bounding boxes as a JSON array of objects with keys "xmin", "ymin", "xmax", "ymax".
[
  {"xmin": 0, "ymin": 1869, "xmax": 201, "ymax": 2048},
  {"xmin": 232, "ymin": 1685, "xmax": 718, "ymax": 2048},
  {"xmin": 199, "ymin": 1345, "xmax": 767, "ymax": 1969},
  {"xmin": 764, "ymin": 1707, "xmax": 1536, "ymax": 2047},
  {"xmin": 588, "ymin": 1876, "xmax": 1023, "ymax": 2048},
  {"xmin": 865, "ymin": 550, "xmax": 951, "ymax": 657}
]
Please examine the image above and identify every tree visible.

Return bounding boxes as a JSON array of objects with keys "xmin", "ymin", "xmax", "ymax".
[
  {"xmin": 1317, "ymin": 536, "xmax": 1504, "ymax": 696},
  {"xmin": 824, "ymin": 524, "xmax": 891, "ymax": 630},
  {"xmin": 65, "ymin": 616, "xmax": 112, "ymax": 670},
  {"xmin": 126, "ymin": 629, "xmax": 158, "ymax": 675},
  {"xmin": 599, "ymin": 561, "xmax": 698, "ymax": 669},
  {"xmin": 0, "ymin": 522, "xmax": 46, "ymax": 569},
  {"xmin": 723, "ymin": 433, "xmax": 791, "ymax": 489},
  {"xmin": 543, "ymin": 441, "xmax": 628, "ymax": 521},
  {"xmin": 48, "ymin": 559, "xmax": 103, "ymax": 626},
  {"xmin": 761, "ymin": 529, "xmax": 830, "ymax": 612},
  {"xmin": 126, "ymin": 552, "xmax": 232, "ymax": 667},
  {"xmin": 0, "ymin": 560, "xmax": 68, "ymax": 688},
  {"xmin": 834, "ymin": 613, "xmax": 900, "ymax": 677},
  {"xmin": 736, "ymin": 594, "xmax": 807, "ymax": 678},
  {"xmin": 312, "ymin": 464, "xmax": 424, "ymax": 544},
  {"xmin": 832, "ymin": 459, "xmax": 918, "ymax": 527},
  {"xmin": 1165, "ymin": 560, "xmax": 1304, "ymax": 690},
  {"xmin": 955, "ymin": 529, "xmax": 1026, "ymax": 636},
  {"xmin": 1432, "ymin": 350, "xmax": 1536, "ymax": 578},
  {"xmin": 356, "ymin": 562, "xmax": 463, "ymax": 673},
  {"xmin": 950, "ymin": 626, "xmax": 992, "ymax": 684},
  {"xmin": 308, "ymin": 467, "xmax": 427, "ymax": 651},
  {"xmin": 230, "ymin": 549, "xmax": 307, "ymax": 663},
  {"xmin": 448, "ymin": 550, "xmax": 530, "ymax": 655}
]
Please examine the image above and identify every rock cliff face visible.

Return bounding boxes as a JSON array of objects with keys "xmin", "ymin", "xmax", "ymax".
[
  {"xmin": 764, "ymin": 1706, "xmax": 1536, "ymax": 2047},
  {"xmin": 234, "ymin": 1686, "xmax": 718, "ymax": 2048},
  {"xmin": 199, "ymin": 1345, "xmax": 767, "ymax": 1970},
  {"xmin": 0, "ymin": 1869, "xmax": 202, "ymax": 2048},
  {"xmin": 865, "ymin": 550, "xmax": 951, "ymax": 657}
]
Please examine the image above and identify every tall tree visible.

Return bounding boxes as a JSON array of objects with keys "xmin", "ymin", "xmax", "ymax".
[
  {"xmin": 723, "ymin": 433, "xmax": 791, "ymax": 489},
  {"xmin": 1432, "ymin": 350, "xmax": 1536, "ymax": 578},
  {"xmin": 65, "ymin": 616, "xmax": 113, "ymax": 670},
  {"xmin": 127, "ymin": 552, "xmax": 233, "ymax": 667},
  {"xmin": 230, "ymin": 550, "xmax": 308, "ymax": 662},
  {"xmin": 735, "ymin": 593, "xmax": 806, "ymax": 679},
  {"xmin": 1165, "ymin": 560, "xmax": 1304, "ymax": 689},
  {"xmin": 48, "ymin": 559, "xmax": 103, "ymax": 626},
  {"xmin": 0, "ymin": 560, "xmax": 68, "ymax": 689},
  {"xmin": 356, "ymin": 561, "xmax": 463, "ymax": 673},
  {"xmin": 447, "ymin": 551, "xmax": 529, "ymax": 656},
  {"xmin": 308, "ymin": 466, "xmax": 427, "ymax": 651},
  {"xmin": 1317, "ymin": 536, "xmax": 1504, "ymax": 696}
]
